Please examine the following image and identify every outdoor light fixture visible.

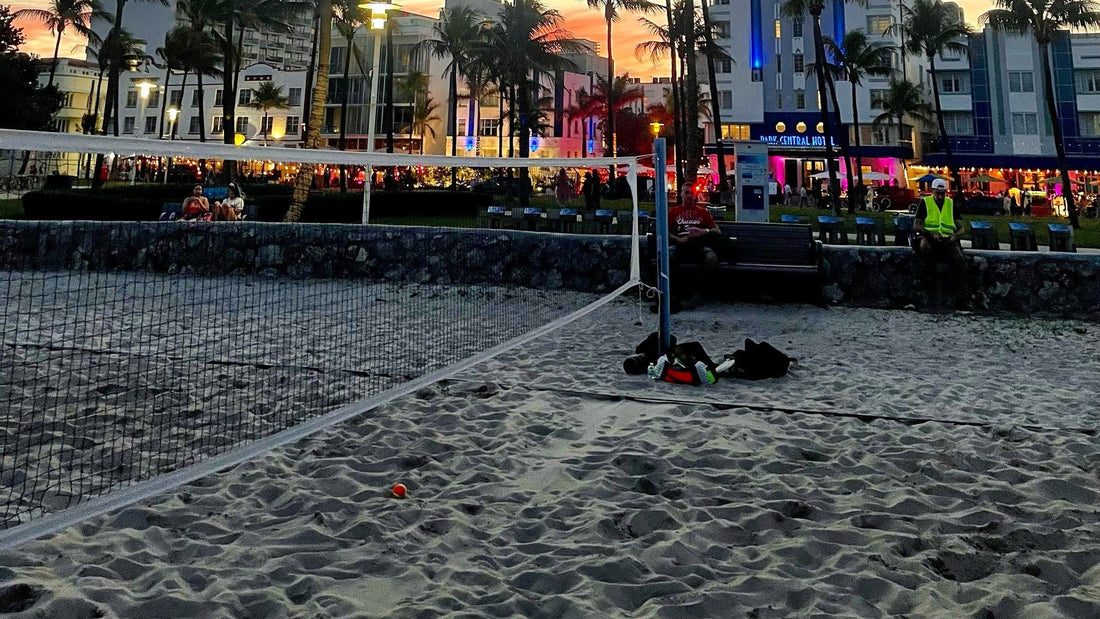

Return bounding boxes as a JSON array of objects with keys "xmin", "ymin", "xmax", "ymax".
[
  {"xmin": 650, "ymin": 122, "xmax": 663, "ymax": 136},
  {"xmin": 136, "ymin": 80, "xmax": 155, "ymax": 100},
  {"xmin": 361, "ymin": 1, "xmax": 397, "ymax": 30}
]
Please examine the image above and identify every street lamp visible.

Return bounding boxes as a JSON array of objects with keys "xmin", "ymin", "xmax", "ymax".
[
  {"xmin": 360, "ymin": 0, "xmax": 398, "ymax": 224},
  {"xmin": 132, "ymin": 80, "xmax": 156, "ymax": 185},
  {"xmin": 650, "ymin": 121, "xmax": 664, "ymax": 137},
  {"xmin": 167, "ymin": 107, "xmax": 180, "ymax": 141}
]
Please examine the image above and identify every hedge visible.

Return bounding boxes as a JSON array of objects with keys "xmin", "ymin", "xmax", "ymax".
[{"xmin": 21, "ymin": 185, "xmax": 491, "ymax": 223}]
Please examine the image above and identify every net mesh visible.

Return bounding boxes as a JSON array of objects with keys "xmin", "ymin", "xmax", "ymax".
[{"xmin": 0, "ymin": 130, "xmax": 642, "ymax": 534}]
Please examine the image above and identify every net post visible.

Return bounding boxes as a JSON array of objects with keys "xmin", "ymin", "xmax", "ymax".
[
  {"xmin": 653, "ymin": 138, "xmax": 671, "ymax": 355},
  {"xmin": 627, "ymin": 161, "xmax": 640, "ymax": 282}
]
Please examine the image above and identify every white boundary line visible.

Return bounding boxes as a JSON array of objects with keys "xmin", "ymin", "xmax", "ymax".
[{"xmin": 0, "ymin": 279, "xmax": 641, "ymax": 549}]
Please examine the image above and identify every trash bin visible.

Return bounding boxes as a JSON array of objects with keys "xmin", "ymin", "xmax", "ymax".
[
  {"xmin": 1047, "ymin": 223, "xmax": 1076, "ymax": 253},
  {"xmin": 43, "ymin": 175, "xmax": 75, "ymax": 190}
]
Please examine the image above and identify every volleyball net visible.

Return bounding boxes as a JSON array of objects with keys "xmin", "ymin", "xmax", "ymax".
[{"xmin": 0, "ymin": 129, "xmax": 647, "ymax": 545}]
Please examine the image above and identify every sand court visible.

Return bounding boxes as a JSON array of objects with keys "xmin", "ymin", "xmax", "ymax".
[{"xmin": 2, "ymin": 300, "xmax": 1100, "ymax": 617}]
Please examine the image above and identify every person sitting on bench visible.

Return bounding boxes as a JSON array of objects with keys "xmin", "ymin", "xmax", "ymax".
[
  {"xmin": 667, "ymin": 185, "xmax": 734, "ymax": 308},
  {"xmin": 213, "ymin": 183, "xmax": 244, "ymax": 221},
  {"xmin": 180, "ymin": 184, "xmax": 211, "ymax": 221},
  {"xmin": 914, "ymin": 178, "xmax": 968, "ymax": 307}
]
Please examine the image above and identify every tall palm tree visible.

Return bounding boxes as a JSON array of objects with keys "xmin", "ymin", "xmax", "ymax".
[
  {"xmin": 403, "ymin": 93, "xmax": 442, "ymax": 154},
  {"xmin": 398, "ymin": 70, "xmax": 431, "ymax": 150},
  {"xmin": 179, "ymin": 29, "xmax": 221, "ymax": 142},
  {"xmin": 285, "ymin": 0, "xmax": 333, "ymax": 223},
  {"xmin": 89, "ymin": 25, "xmax": 147, "ymax": 187},
  {"xmin": 697, "ymin": 0, "xmax": 731, "ymax": 201},
  {"xmin": 782, "ymin": 0, "xmax": 846, "ymax": 214},
  {"xmin": 567, "ymin": 74, "xmax": 645, "ymax": 144},
  {"xmin": 897, "ymin": 0, "xmax": 970, "ymax": 195},
  {"xmin": 583, "ymin": 0, "xmax": 660, "ymax": 160},
  {"xmin": 99, "ymin": 0, "xmax": 166, "ymax": 140},
  {"xmin": 419, "ymin": 5, "xmax": 485, "ymax": 187},
  {"xmin": 872, "ymin": 78, "xmax": 932, "ymax": 193},
  {"xmin": 823, "ymin": 30, "xmax": 895, "ymax": 210},
  {"xmin": 155, "ymin": 26, "xmax": 188, "ymax": 138},
  {"xmin": 981, "ymin": 0, "xmax": 1100, "ymax": 229},
  {"xmin": 15, "ymin": 0, "xmax": 108, "ymax": 88},
  {"xmin": 248, "ymin": 81, "xmax": 289, "ymax": 145}
]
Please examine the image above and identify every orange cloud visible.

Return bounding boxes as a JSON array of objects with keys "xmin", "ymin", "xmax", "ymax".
[{"xmin": 11, "ymin": 1, "xmax": 89, "ymax": 60}]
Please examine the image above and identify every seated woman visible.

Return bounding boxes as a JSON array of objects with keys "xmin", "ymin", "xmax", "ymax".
[
  {"xmin": 180, "ymin": 184, "xmax": 210, "ymax": 221},
  {"xmin": 213, "ymin": 183, "xmax": 245, "ymax": 221}
]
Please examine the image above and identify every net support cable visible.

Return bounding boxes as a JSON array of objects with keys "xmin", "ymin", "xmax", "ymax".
[{"xmin": 0, "ymin": 279, "xmax": 640, "ymax": 550}]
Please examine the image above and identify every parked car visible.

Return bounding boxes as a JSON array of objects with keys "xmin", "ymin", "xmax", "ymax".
[
  {"xmin": 872, "ymin": 185, "xmax": 920, "ymax": 212},
  {"xmin": 956, "ymin": 192, "xmax": 1006, "ymax": 216}
]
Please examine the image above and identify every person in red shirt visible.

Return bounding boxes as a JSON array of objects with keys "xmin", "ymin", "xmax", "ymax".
[{"xmin": 665, "ymin": 186, "xmax": 732, "ymax": 309}]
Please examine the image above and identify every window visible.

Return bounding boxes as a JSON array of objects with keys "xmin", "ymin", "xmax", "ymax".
[
  {"xmin": 479, "ymin": 118, "xmax": 499, "ymax": 136},
  {"xmin": 718, "ymin": 58, "xmax": 732, "ymax": 73},
  {"xmin": 721, "ymin": 124, "xmax": 751, "ymax": 140},
  {"xmin": 170, "ymin": 89, "xmax": 183, "ymax": 106},
  {"xmin": 289, "ymin": 87, "xmax": 302, "ymax": 106},
  {"xmin": 793, "ymin": 53, "xmax": 804, "ymax": 73},
  {"xmin": 944, "ymin": 111, "xmax": 974, "ymax": 135},
  {"xmin": 212, "ymin": 116, "xmax": 224, "ymax": 134},
  {"xmin": 189, "ymin": 116, "xmax": 201, "ymax": 134},
  {"xmin": 1009, "ymin": 71, "xmax": 1034, "ymax": 93},
  {"xmin": 776, "ymin": 90, "xmax": 783, "ymax": 109},
  {"xmin": 238, "ymin": 89, "xmax": 252, "ymax": 105},
  {"xmin": 941, "ymin": 46, "xmax": 963, "ymax": 61},
  {"xmin": 1076, "ymin": 69, "xmax": 1100, "ymax": 93},
  {"xmin": 215, "ymin": 89, "xmax": 223, "ymax": 106},
  {"xmin": 940, "ymin": 73, "xmax": 969, "ymax": 94},
  {"xmin": 872, "ymin": 125, "xmax": 890, "ymax": 145},
  {"xmin": 715, "ymin": 22, "xmax": 730, "ymax": 38},
  {"xmin": 776, "ymin": 54, "xmax": 781, "ymax": 72},
  {"xmin": 236, "ymin": 116, "xmax": 250, "ymax": 134},
  {"xmin": 148, "ymin": 91, "xmax": 160, "ymax": 108},
  {"xmin": 261, "ymin": 116, "xmax": 273, "ymax": 134},
  {"xmin": 775, "ymin": 19, "xmax": 781, "ymax": 38},
  {"xmin": 144, "ymin": 116, "xmax": 157, "ymax": 134},
  {"xmin": 712, "ymin": 0, "xmax": 729, "ymax": 4},
  {"xmin": 1080, "ymin": 112, "xmax": 1100, "ymax": 136},
  {"xmin": 123, "ymin": 116, "xmax": 135, "ymax": 134},
  {"xmin": 1012, "ymin": 112, "xmax": 1038, "ymax": 135},
  {"xmin": 719, "ymin": 90, "xmax": 733, "ymax": 109},
  {"xmin": 285, "ymin": 116, "xmax": 300, "ymax": 135},
  {"xmin": 795, "ymin": 90, "xmax": 806, "ymax": 109},
  {"xmin": 792, "ymin": 19, "xmax": 803, "ymax": 37},
  {"xmin": 192, "ymin": 90, "xmax": 202, "ymax": 107},
  {"xmin": 126, "ymin": 90, "xmax": 138, "ymax": 108},
  {"xmin": 867, "ymin": 15, "xmax": 892, "ymax": 35},
  {"xmin": 870, "ymin": 89, "xmax": 888, "ymax": 108},
  {"xmin": 330, "ymin": 46, "xmax": 346, "ymax": 73}
]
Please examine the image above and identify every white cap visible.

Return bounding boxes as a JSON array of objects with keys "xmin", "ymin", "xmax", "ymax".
[{"xmin": 932, "ymin": 178, "xmax": 947, "ymax": 190}]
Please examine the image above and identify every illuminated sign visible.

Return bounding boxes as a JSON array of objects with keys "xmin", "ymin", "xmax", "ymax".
[
  {"xmin": 587, "ymin": 139, "xmax": 595, "ymax": 154},
  {"xmin": 465, "ymin": 136, "xmax": 475, "ymax": 152},
  {"xmin": 758, "ymin": 135, "xmax": 837, "ymax": 148},
  {"xmin": 530, "ymin": 136, "xmax": 540, "ymax": 152}
]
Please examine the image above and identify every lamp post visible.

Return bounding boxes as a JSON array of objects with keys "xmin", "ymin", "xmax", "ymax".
[
  {"xmin": 360, "ymin": 1, "xmax": 398, "ymax": 224},
  {"xmin": 133, "ymin": 80, "xmax": 155, "ymax": 185},
  {"xmin": 165, "ymin": 107, "xmax": 180, "ymax": 184}
]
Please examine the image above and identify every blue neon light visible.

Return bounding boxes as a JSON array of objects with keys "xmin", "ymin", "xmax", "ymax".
[
  {"xmin": 832, "ymin": 0, "xmax": 846, "ymax": 50},
  {"xmin": 750, "ymin": 0, "xmax": 763, "ymax": 69}
]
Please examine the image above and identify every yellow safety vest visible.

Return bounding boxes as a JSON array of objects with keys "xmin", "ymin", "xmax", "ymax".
[{"xmin": 923, "ymin": 196, "xmax": 956, "ymax": 235}]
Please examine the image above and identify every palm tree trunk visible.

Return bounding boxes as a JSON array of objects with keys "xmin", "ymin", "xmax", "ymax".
[
  {"xmin": 94, "ymin": 1, "xmax": 128, "ymax": 189},
  {"xmin": 518, "ymin": 66, "xmax": 530, "ymax": 209},
  {"xmin": 928, "ymin": 56, "xmax": 960, "ymax": 193},
  {"xmin": 448, "ymin": 65, "xmax": 458, "ymax": 188},
  {"xmin": 665, "ymin": 0, "xmax": 683, "ymax": 199},
  {"xmin": 197, "ymin": 73, "xmax": 207, "ymax": 142},
  {"xmin": 604, "ymin": 18, "xmax": 615, "ymax": 159},
  {"xmin": 48, "ymin": 30, "xmax": 63, "ymax": 89},
  {"xmin": 385, "ymin": 24, "xmax": 395, "ymax": 154},
  {"xmin": 158, "ymin": 65, "xmax": 170, "ymax": 138},
  {"xmin": 699, "ymin": 0, "xmax": 729, "ymax": 202},
  {"xmin": 338, "ymin": 36, "xmax": 353, "ymax": 192},
  {"xmin": 851, "ymin": 80, "xmax": 864, "ymax": 193},
  {"xmin": 222, "ymin": 22, "xmax": 235, "ymax": 146},
  {"xmin": 1039, "ymin": 42, "xmax": 1079, "ymax": 228},
  {"xmin": 285, "ymin": 0, "xmax": 333, "ymax": 223},
  {"xmin": 811, "ymin": 11, "xmax": 841, "ymax": 215},
  {"xmin": 825, "ymin": 72, "xmax": 855, "ymax": 213},
  {"xmin": 302, "ymin": 7, "xmax": 321, "ymax": 133},
  {"xmin": 683, "ymin": 0, "xmax": 700, "ymax": 187},
  {"xmin": 173, "ymin": 70, "xmax": 189, "ymax": 140}
]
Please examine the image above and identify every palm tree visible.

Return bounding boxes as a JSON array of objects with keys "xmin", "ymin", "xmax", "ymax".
[
  {"xmin": 403, "ymin": 93, "xmax": 442, "ymax": 154},
  {"xmin": 15, "ymin": 0, "xmax": 108, "ymax": 89},
  {"xmin": 981, "ymin": 0, "xmax": 1100, "ymax": 229},
  {"xmin": 419, "ymin": 5, "xmax": 485, "ymax": 187},
  {"xmin": 285, "ymin": 0, "xmax": 333, "ymax": 222},
  {"xmin": 248, "ymin": 81, "xmax": 289, "ymax": 145},
  {"xmin": 99, "ymin": 0, "xmax": 166, "ymax": 140},
  {"xmin": 398, "ymin": 70, "xmax": 431, "ymax": 151},
  {"xmin": 89, "ymin": 25, "xmax": 146, "ymax": 187},
  {"xmin": 897, "ymin": 0, "xmax": 970, "ymax": 195},
  {"xmin": 823, "ymin": 30, "xmax": 895, "ymax": 210},
  {"xmin": 781, "ymin": 0, "xmax": 847, "ymax": 213},
  {"xmin": 872, "ymin": 78, "xmax": 932, "ymax": 192},
  {"xmin": 584, "ymin": 0, "xmax": 660, "ymax": 160},
  {"xmin": 698, "ymin": 0, "xmax": 731, "ymax": 201},
  {"xmin": 567, "ymin": 74, "xmax": 644, "ymax": 144},
  {"xmin": 487, "ymin": 0, "xmax": 584, "ymax": 206}
]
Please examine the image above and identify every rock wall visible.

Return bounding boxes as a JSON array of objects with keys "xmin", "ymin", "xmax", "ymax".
[
  {"xmin": 0, "ymin": 222, "xmax": 632, "ymax": 293},
  {"xmin": 2, "ymin": 221, "xmax": 1099, "ymax": 319}
]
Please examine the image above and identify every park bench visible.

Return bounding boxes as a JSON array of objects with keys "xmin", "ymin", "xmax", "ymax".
[{"xmin": 645, "ymin": 221, "xmax": 825, "ymax": 301}]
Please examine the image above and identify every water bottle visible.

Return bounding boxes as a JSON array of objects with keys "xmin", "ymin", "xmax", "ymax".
[{"xmin": 647, "ymin": 356, "xmax": 668, "ymax": 380}]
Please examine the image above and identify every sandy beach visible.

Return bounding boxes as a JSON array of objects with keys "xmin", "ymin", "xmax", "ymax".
[{"xmin": 3, "ymin": 296, "xmax": 1100, "ymax": 617}]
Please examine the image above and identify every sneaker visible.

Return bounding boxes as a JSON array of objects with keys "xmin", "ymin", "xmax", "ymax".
[{"xmin": 695, "ymin": 361, "xmax": 716, "ymax": 385}]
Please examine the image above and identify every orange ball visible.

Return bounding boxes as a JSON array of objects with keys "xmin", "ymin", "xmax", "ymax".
[{"xmin": 391, "ymin": 483, "xmax": 407, "ymax": 498}]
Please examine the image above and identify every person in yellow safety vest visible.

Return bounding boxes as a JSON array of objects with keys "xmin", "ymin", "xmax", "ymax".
[{"xmin": 913, "ymin": 178, "xmax": 968, "ymax": 307}]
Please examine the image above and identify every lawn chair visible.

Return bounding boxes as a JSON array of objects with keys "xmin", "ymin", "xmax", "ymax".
[
  {"xmin": 892, "ymin": 215, "xmax": 915, "ymax": 247},
  {"xmin": 159, "ymin": 202, "xmax": 182, "ymax": 221}
]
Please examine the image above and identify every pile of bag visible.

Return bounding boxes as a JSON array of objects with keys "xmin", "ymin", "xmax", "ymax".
[{"xmin": 624, "ymin": 333, "xmax": 794, "ymax": 385}]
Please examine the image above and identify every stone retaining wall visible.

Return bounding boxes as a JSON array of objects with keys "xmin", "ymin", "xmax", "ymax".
[{"xmin": 2, "ymin": 221, "xmax": 1099, "ymax": 319}]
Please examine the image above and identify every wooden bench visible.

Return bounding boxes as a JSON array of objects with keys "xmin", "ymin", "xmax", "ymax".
[{"xmin": 645, "ymin": 221, "xmax": 825, "ymax": 300}]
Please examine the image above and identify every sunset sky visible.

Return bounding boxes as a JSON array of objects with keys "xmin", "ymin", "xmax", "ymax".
[{"xmin": 11, "ymin": 0, "xmax": 997, "ymax": 79}]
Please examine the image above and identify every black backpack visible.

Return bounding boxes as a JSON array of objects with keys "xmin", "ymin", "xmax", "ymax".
[{"xmin": 726, "ymin": 339, "xmax": 794, "ymax": 380}]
